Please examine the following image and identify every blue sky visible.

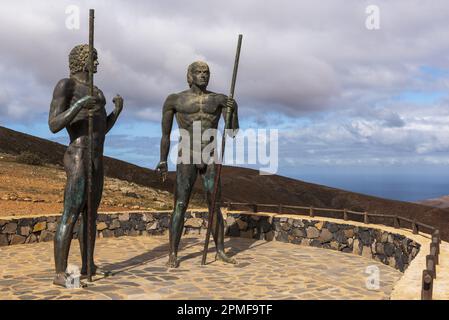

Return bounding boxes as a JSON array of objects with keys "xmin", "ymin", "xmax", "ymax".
[{"xmin": 2, "ymin": 1, "xmax": 449, "ymax": 200}]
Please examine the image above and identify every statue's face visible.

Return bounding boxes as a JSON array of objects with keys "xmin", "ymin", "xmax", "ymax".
[
  {"xmin": 85, "ymin": 51, "xmax": 99, "ymax": 74},
  {"xmin": 93, "ymin": 53, "xmax": 99, "ymax": 73},
  {"xmin": 191, "ymin": 65, "xmax": 210, "ymax": 88}
]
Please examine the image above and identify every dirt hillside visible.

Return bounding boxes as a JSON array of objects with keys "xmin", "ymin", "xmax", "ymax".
[{"xmin": 1, "ymin": 126, "xmax": 447, "ymax": 240}]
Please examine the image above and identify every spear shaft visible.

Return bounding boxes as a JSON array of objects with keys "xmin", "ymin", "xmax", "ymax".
[
  {"xmin": 201, "ymin": 34, "xmax": 243, "ymax": 265},
  {"xmin": 87, "ymin": 8, "xmax": 95, "ymax": 283}
]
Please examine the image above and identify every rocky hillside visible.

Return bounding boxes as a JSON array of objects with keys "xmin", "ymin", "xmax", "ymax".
[
  {"xmin": 1, "ymin": 125, "xmax": 448, "ymax": 240},
  {"xmin": 0, "ymin": 153, "xmax": 204, "ymax": 217}
]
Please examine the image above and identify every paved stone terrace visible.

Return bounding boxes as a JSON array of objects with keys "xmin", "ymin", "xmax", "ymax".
[
  {"xmin": 0, "ymin": 235, "xmax": 402, "ymax": 300},
  {"xmin": 252, "ymin": 212, "xmax": 449, "ymax": 300}
]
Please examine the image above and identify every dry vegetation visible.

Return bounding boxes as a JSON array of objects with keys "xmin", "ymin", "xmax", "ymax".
[
  {"xmin": 1, "ymin": 126, "xmax": 448, "ymax": 241},
  {"xmin": 0, "ymin": 153, "xmax": 203, "ymax": 217}
]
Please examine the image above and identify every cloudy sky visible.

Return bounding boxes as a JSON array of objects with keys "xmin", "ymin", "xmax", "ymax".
[{"xmin": 1, "ymin": 1, "xmax": 449, "ymax": 199}]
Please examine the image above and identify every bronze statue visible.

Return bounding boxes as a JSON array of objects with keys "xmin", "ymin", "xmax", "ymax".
[
  {"xmin": 156, "ymin": 61, "xmax": 239, "ymax": 268},
  {"xmin": 48, "ymin": 44, "xmax": 123, "ymax": 287}
]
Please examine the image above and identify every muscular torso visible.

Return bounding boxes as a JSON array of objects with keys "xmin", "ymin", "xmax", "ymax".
[
  {"xmin": 172, "ymin": 90, "xmax": 227, "ymax": 148},
  {"xmin": 57, "ymin": 78, "xmax": 107, "ymax": 154}
]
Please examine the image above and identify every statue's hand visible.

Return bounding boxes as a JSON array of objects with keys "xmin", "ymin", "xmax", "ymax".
[
  {"xmin": 76, "ymin": 95, "xmax": 95, "ymax": 109},
  {"xmin": 112, "ymin": 94, "xmax": 124, "ymax": 112},
  {"xmin": 225, "ymin": 97, "xmax": 238, "ymax": 138},
  {"xmin": 226, "ymin": 97, "xmax": 236, "ymax": 111},
  {"xmin": 156, "ymin": 161, "xmax": 168, "ymax": 183}
]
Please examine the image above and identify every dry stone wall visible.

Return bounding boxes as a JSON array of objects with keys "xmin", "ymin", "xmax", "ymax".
[{"xmin": 0, "ymin": 211, "xmax": 420, "ymax": 272}]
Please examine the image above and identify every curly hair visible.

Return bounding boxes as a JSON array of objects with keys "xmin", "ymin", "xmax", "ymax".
[
  {"xmin": 68, "ymin": 44, "xmax": 97, "ymax": 75},
  {"xmin": 187, "ymin": 61, "xmax": 209, "ymax": 87}
]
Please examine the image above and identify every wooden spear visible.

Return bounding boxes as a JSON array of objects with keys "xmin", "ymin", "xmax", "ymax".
[
  {"xmin": 87, "ymin": 8, "xmax": 95, "ymax": 282},
  {"xmin": 201, "ymin": 34, "xmax": 243, "ymax": 265}
]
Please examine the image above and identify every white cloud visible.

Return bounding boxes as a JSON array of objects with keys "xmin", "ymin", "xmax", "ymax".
[
  {"xmin": 1, "ymin": 1, "xmax": 448, "ymax": 120},
  {"xmin": 1, "ymin": 1, "xmax": 449, "ymax": 170}
]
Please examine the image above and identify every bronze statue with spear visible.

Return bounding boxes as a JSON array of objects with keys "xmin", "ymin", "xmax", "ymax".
[
  {"xmin": 157, "ymin": 35, "xmax": 242, "ymax": 267},
  {"xmin": 49, "ymin": 9, "xmax": 123, "ymax": 286}
]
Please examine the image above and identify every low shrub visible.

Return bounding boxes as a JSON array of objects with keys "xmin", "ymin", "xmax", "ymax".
[{"xmin": 16, "ymin": 151, "xmax": 43, "ymax": 166}]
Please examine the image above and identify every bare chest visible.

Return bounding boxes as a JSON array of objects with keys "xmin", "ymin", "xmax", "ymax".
[
  {"xmin": 176, "ymin": 94, "xmax": 222, "ymax": 115},
  {"xmin": 175, "ymin": 94, "xmax": 223, "ymax": 129},
  {"xmin": 70, "ymin": 82, "xmax": 107, "ymax": 123}
]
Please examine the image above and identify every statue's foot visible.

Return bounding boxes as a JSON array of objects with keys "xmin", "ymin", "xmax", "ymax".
[
  {"xmin": 53, "ymin": 273, "xmax": 69, "ymax": 288},
  {"xmin": 53, "ymin": 273, "xmax": 86, "ymax": 288},
  {"xmin": 216, "ymin": 251, "xmax": 238, "ymax": 265},
  {"xmin": 166, "ymin": 255, "xmax": 180, "ymax": 268},
  {"xmin": 81, "ymin": 265, "xmax": 111, "ymax": 277}
]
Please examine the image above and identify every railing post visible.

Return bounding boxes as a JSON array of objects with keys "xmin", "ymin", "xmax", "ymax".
[
  {"xmin": 426, "ymin": 255, "xmax": 436, "ymax": 279},
  {"xmin": 364, "ymin": 212, "xmax": 369, "ymax": 224},
  {"xmin": 253, "ymin": 204, "xmax": 258, "ymax": 213},
  {"xmin": 412, "ymin": 218, "xmax": 418, "ymax": 234},
  {"xmin": 433, "ymin": 229, "xmax": 441, "ymax": 244},
  {"xmin": 430, "ymin": 243, "xmax": 439, "ymax": 265},
  {"xmin": 278, "ymin": 204, "xmax": 282, "ymax": 214},
  {"xmin": 309, "ymin": 206, "xmax": 314, "ymax": 218},
  {"xmin": 421, "ymin": 269, "xmax": 433, "ymax": 300},
  {"xmin": 431, "ymin": 237, "xmax": 440, "ymax": 255},
  {"xmin": 343, "ymin": 208, "xmax": 348, "ymax": 221},
  {"xmin": 227, "ymin": 202, "xmax": 231, "ymax": 211},
  {"xmin": 394, "ymin": 215, "xmax": 400, "ymax": 228}
]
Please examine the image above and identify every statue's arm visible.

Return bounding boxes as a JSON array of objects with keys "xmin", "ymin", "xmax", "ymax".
[
  {"xmin": 106, "ymin": 94, "xmax": 123, "ymax": 134},
  {"xmin": 159, "ymin": 95, "xmax": 176, "ymax": 162},
  {"xmin": 231, "ymin": 100, "xmax": 239, "ymax": 133},
  {"xmin": 221, "ymin": 95, "xmax": 239, "ymax": 138},
  {"xmin": 48, "ymin": 79, "xmax": 87, "ymax": 134}
]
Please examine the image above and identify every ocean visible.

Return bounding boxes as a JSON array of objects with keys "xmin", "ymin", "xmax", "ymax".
[{"xmin": 292, "ymin": 172, "xmax": 449, "ymax": 202}]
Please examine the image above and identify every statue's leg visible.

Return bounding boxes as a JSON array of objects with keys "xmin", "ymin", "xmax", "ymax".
[
  {"xmin": 53, "ymin": 148, "xmax": 86, "ymax": 287},
  {"xmin": 168, "ymin": 163, "xmax": 197, "ymax": 268},
  {"xmin": 79, "ymin": 157, "xmax": 108, "ymax": 276},
  {"xmin": 201, "ymin": 164, "xmax": 237, "ymax": 264},
  {"xmin": 79, "ymin": 206, "xmax": 88, "ymax": 273}
]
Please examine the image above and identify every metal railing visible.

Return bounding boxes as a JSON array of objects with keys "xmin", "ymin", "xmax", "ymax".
[{"xmin": 223, "ymin": 201, "xmax": 441, "ymax": 300}]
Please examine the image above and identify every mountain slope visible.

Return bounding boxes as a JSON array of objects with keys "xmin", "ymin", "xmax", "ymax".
[
  {"xmin": 1, "ymin": 125, "xmax": 447, "ymax": 240},
  {"xmin": 419, "ymin": 195, "xmax": 449, "ymax": 209}
]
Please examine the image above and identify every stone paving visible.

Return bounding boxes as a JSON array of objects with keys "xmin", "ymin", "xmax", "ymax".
[
  {"xmin": 433, "ymin": 240, "xmax": 449, "ymax": 299},
  {"xmin": 0, "ymin": 235, "xmax": 402, "ymax": 300}
]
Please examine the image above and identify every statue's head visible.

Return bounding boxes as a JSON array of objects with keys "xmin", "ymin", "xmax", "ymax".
[
  {"xmin": 187, "ymin": 61, "xmax": 210, "ymax": 88},
  {"xmin": 69, "ymin": 44, "xmax": 98, "ymax": 76}
]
